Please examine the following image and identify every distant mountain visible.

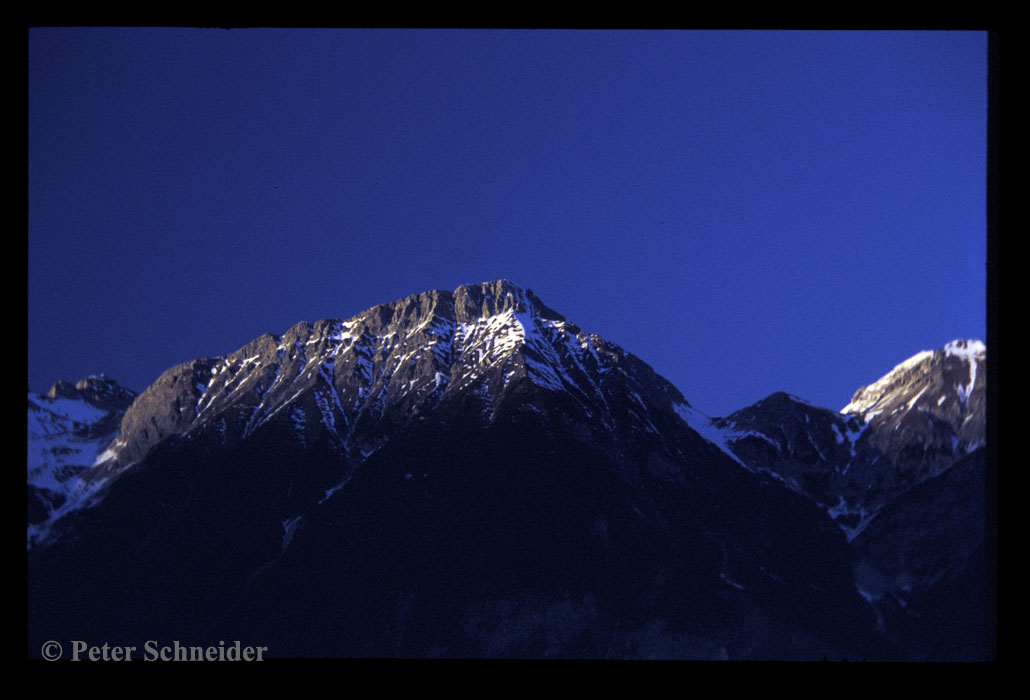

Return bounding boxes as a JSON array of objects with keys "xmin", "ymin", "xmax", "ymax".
[
  {"xmin": 26, "ymin": 282, "xmax": 988, "ymax": 660},
  {"xmin": 695, "ymin": 340, "xmax": 988, "ymax": 660},
  {"xmin": 27, "ymin": 375, "xmax": 136, "ymax": 539},
  {"xmin": 704, "ymin": 340, "xmax": 986, "ymax": 541}
]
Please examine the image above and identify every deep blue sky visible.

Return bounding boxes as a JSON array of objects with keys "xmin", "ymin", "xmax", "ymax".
[{"xmin": 28, "ymin": 29, "xmax": 986, "ymax": 417}]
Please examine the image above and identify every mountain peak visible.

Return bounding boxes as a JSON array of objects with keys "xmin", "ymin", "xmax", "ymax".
[
  {"xmin": 82, "ymin": 281, "xmax": 687, "ymax": 489},
  {"xmin": 836, "ymin": 339, "xmax": 984, "ymax": 484}
]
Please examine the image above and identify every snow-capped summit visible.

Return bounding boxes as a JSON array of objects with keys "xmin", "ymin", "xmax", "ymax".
[
  {"xmin": 841, "ymin": 339, "xmax": 984, "ymax": 451},
  {"xmin": 943, "ymin": 338, "xmax": 986, "ymax": 358},
  {"xmin": 83, "ymin": 280, "xmax": 694, "ymax": 493},
  {"xmin": 691, "ymin": 340, "xmax": 987, "ymax": 544}
]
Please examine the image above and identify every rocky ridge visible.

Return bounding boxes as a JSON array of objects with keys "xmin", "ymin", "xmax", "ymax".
[{"xmin": 91, "ymin": 281, "xmax": 698, "ymax": 478}]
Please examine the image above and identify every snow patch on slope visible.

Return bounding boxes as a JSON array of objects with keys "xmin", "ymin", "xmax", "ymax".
[
  {"xmin": 27, "ymin": 393, "xmax": 126, "ymax": 548},
  {"xmin": 827, "ymin": 496, "xmax": 879, "ymax": 542},
  {"xmin": 247, "ymin": 515, "xmax": 304, "ymax": 584},
  {"xmin": 672, "ymin": 403, "xmax": 747, "ymax": 468}
]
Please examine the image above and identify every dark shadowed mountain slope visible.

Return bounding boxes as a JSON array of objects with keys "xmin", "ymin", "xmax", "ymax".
[
  {"xmin": 29, "ymin": 383, "xmax": 883, "ymax": 659},
  {"xmin": 849, "ymin": 447, "xmax": 987, "ymax": 661}
]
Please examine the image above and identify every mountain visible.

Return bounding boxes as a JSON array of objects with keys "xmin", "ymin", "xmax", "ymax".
[
  {"xmin": 83, "ymin": 280, "xmax": 705, "ymax": 494},
  {"xmin": 26, "ymin": 282, "xmax": 988, "ymax": 660},
  {"xmin": 708, "ymin": 340, "xmax": 986, "ymax": 541},
  {"xmin": 27, "ymin": 375, "xmax": 136, "ymax": 540}
]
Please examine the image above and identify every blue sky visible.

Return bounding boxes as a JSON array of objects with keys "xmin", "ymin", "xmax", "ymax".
[{"xmin": 28, "ymin": 29, "xmax": 987, "ymax": 417}]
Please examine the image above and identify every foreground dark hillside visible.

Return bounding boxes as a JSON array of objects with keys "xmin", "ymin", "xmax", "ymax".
[{"xmin": 29, "ymin": 397, "xmax": 888, "ymax": 659}]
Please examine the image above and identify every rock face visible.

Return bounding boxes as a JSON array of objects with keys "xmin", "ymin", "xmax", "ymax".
[
  {"xmin": 26, "ymin": 282, "xmax": 989, "ymax": 660},
  {"xmin": 46, "ymin": 375, "xmax": 138, "ymax": 414},
  {"xmin": 843, "ymin": 339, "xmax": 985, "ymax": 472}
]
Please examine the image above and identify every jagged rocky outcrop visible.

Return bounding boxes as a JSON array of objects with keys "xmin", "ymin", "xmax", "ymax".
[
  {"xmin": 27, "ymin": 282, "xmax": 988, "ymax": 660},
  {"xmin": 44, "ymin": 374, "xmax": 137, "ymax": 414}
]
